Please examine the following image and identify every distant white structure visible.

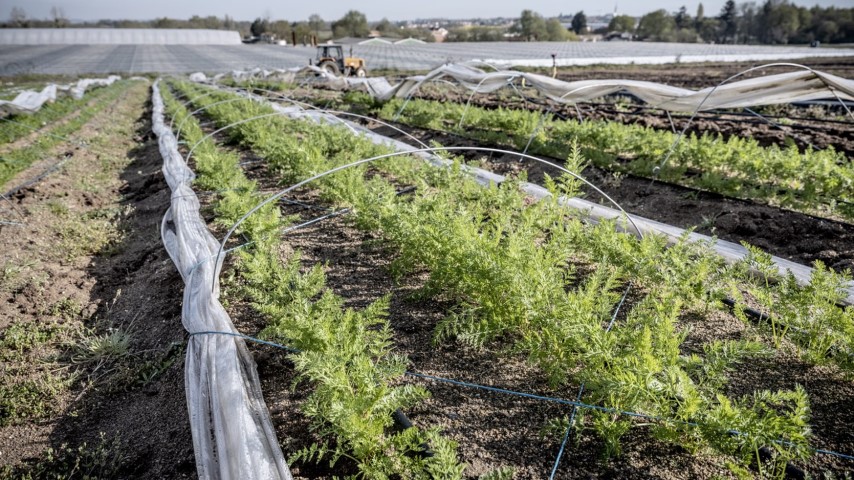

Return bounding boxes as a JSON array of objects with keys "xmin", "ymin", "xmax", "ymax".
[
  {"xmin": 333, "ymin": 36, "xmax": 426, "ymax": 46},
  {"xmin": 0, "ymin": 28, "xmax": 242, "ymax": 45}
]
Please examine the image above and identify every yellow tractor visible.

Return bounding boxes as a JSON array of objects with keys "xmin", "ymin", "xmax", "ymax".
[{"xmin": 314, "ymin": 44, "xmax": 368, "ymax": 77}]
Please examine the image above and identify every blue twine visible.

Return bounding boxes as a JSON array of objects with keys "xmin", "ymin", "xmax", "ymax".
[
  {"xmin": 549, "ymin": 283, "xmax": 632, "ymax": 479},
  {"xmin": 549, "ymin": 383, "xmax": 583, "ymax": 480}
]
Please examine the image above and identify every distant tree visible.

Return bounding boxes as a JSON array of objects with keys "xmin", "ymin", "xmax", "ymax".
[
  {"xmin": 188, "ymin": 15, "xmax": 224, "ymax": 29},
  {"xmin": 519, "ymin": 9, "xmax": 547, "ymax": 41},
  {"xmin": 608, "ymin": 14, "xmax": 636, "ymax": 32},
  {"xmin": 332, "ymin": 10, "xmax": 369, "ymax": 38},
  {"xmin": 375, "ymin": 17, "xmax": 393, "ymax": 34},
  {"xmin": 737, "ymin": 2, "xmax": 760, "ymax": 43},
  {"xmin": 765, "ymin": 1, "xmax": 802, "ymax": 44},
  {"xmin": 696, "ymin": 17, "xmax": 720, "ymax": 42},
  {"xmin": 398, "ymin": 26, "xmax": 436, "ymax": 42},
  {"xmin": 570, "ymin": 11, "xmax": 587, "ymax": 34},
  {"xmin": 545, "ymin": 18, "xmax": 572, "ymax": 40},
  {"xmin": 292, "ymin": 21, "xmax": 313, "ymax": 44},
  {"xmin": 50, "ymin": 6, "xmax": 68, "ymax": 28},
  {"xmin": 153, "ymin": 17, "xmax": 179, "ymax": 29},
  {"xmin": 718, "ymin": 0, "xmax": 738, "ymax": 43},
  {"xmin": 308, "ymin": 14, "xmax": 324, "ymax": 36},
  {"xmin": 674, "ymin": 6, "xmax": 692, "ymax": 30},
  {"xmin": 636, "ymin": 9, "xmax": 677, "ymax": 41},
  {"xmin": 695, "ymin": 3, "xmax": 705, "ymax": 29},
  {"xmin": 250, "ymin": 17, "xmax": 269, "ymax": 36},
  {"xmin": 268, "ymin": 20, "xmax": 291, "ymax": 40},
  {"xmin": 223, "ymin": 14, "xmax": 236, "ymax": 31},
  {"xmin": 812, "ymin": 17, "xmax": 839, "ymax": 43},
  {"xmin": 9, "ymin": 6, "xmax": 27, "ymax": 27}
]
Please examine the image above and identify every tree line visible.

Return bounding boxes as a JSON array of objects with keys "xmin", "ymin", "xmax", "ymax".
[
  {"xmin": 627, "ymin": 0, "xmax": 854, "ymax": 44},
  {"xmin": 1, "ymin": 8, "xmax": 436, "ymax": 44},
  {"xmin": 3, "ymin": 1, "xmax": 852, "ymax": 44}
]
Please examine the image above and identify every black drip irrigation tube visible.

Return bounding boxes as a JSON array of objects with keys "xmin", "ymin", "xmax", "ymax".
[
  {"xmin": 390, "ymin": 409, "xmax": 434, "ymax": 458},
  {"xmin": 758, "ymin": 446, "xmax": 807, "ymax": 480},
  {"xmin": 1, "ymin": 152, "xmax": 73, "ymax": 199}
]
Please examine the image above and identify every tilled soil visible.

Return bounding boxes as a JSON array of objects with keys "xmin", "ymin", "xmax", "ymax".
[{"xmin": 0, "ymin": 81, "xmax": 194, "ymax": 478}]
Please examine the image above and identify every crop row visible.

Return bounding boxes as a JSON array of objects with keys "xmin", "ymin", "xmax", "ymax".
[
  {"xmin": 235, "ymin": 81, "xmax": 854, "ymax": 376},
  {"xmin": 162, "ymin": 83, "xmax": 468, "ymax": 479},
  {"xmin": 0, "ymin": 82, "xmax": 120, "ymax": 146},
  {"xmin": 292, "ymin": 87, "xmax": 853, "ymax": 222},
  {"xmin": 171, "ymin": 80, "xmax": 853, "ymax": 477},
  {"xmin": 0, "ymin": 81, "xmax": 131, "ymax": 188}
]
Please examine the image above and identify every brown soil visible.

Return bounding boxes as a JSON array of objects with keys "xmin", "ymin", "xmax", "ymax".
[{"xmin": 0, "ymin": 81, "xmax": 194, "ymax": 478}]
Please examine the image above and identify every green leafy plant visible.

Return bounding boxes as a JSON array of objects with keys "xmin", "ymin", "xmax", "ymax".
[{"xmin": 168, "ymin": 80, "xmax": 854, "ymax": 475}]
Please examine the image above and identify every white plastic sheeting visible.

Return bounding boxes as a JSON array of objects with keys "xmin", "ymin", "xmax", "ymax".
[
  {"xmin": 214, "ymin": 62, "xmax": 854, "ymax": 112},
  {"xmin": 0, "ymin": 28, "xmax": 242, "ymax": 45},
  {"xmin": 0, "ymin": 75, "xmax": 121, "ymax": 115},
  {"xmin": 151, "ymin": 80, "xmax": 292, "ymax": 480},
  {"xmin": 340, "ymin": 63, "xmax": 854, "ymax": 112}
]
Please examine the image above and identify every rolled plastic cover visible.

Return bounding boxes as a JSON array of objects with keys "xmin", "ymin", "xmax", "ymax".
[
  {"xmin": 151, "ymin": 80, "xmax": 293, "ymax": 480},
  {"xmin": 221, "ymin": 62, "xmax": 854, "ymax": 113}
]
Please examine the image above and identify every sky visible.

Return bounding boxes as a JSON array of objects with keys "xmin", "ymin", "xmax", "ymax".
[{"xmin": 5, "ymin": 0, "xmax": 850, "ymax": 23}]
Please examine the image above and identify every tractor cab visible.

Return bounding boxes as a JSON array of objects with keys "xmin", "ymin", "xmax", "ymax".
[{"xmin": 314, "ymin": 44, "xmax": 367, "ymax": 77}]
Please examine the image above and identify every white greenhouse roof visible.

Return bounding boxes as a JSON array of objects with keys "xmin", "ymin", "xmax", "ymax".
[{"xmin": 0, "ymin": 28, "xmax": 242, "ymax": 45}]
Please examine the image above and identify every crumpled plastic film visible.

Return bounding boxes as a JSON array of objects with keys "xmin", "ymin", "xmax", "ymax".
[
  {"xmin": 0, "ymin": 75, "xmax": 122, "ymax": 115},
  {"xmin": 210, "ymin": 63, "xmax": 854, "ymax": 113},
  {"xmin": 346, "ymin": 63, "xmax": 854, "ymax": 111},
  {"xmin": 151, "ymin": 80, "xmax": 293, "ymax": 480}
]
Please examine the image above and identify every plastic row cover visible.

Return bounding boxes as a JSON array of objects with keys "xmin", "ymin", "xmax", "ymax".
[
  {"xmin": 189, "ymin": 65, "xmax": 329, "ymax": 84},
  {"xmin": 0, "ymin": 75, "xmax": 122, "ymax": 115},
  {"xmin": 213, "ymin": 62, "xmax": 854, "ymax": 113},
  {"xmin": 0, "ymin": 28, "xmax": 242, "ymax": 45},
  {"xmin": 151, "ymin": 80, "xmax": 292, "ymax": 480},
  {"xmin": 346, "ymin": 63, "xmax": 854, "ymax": 111}
]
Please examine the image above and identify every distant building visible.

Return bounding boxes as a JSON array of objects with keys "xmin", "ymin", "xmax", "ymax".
[
  {"xmin": 605, "ymin": 31, "xmax": 634, "ymax": 41},
  {"xmin": 430, "ymin": 27, "xmax": 448, "ymax": 43}
]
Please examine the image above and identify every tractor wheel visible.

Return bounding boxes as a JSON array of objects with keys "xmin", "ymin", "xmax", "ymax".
[
  {"xmin": 318, "ymin": 61, "xmax": 339, "ymax": 76},
  {"xmin": 355, "ymin": 67, "xmax": 367, "ymax": 78}
]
